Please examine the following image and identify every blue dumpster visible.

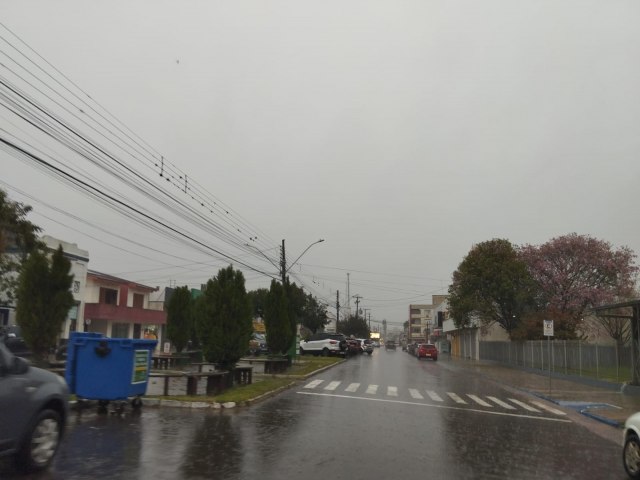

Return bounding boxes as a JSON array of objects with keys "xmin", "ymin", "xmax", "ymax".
[{"xmin": 65, "ymin": 332, "xmax": 157, "ymax": 403}]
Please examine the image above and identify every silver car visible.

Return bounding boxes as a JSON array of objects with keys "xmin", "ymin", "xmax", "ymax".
[{"xmin": 0, "ymin": 341, "xmax": 69, "ymax": 472}]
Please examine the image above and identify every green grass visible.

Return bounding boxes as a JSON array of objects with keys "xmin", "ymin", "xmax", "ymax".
[{"xmin": 147, "ymin": 355, "xmax": 343, "ymax": 405}]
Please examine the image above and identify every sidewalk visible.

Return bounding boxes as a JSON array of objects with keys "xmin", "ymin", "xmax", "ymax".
[{"xmin": 448, "ymin": 356, "xmax": 640, "ymax": 428}]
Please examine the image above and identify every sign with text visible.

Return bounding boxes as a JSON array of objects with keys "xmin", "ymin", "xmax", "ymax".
[{"xmin": 543, "ymin": 319, "xmax": 554, "ymax": 337}]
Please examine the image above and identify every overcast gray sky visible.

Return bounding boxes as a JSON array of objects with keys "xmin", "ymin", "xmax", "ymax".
[{"xmin": 2, "ymin": 0, "xmax": 639, "ymax": 328}]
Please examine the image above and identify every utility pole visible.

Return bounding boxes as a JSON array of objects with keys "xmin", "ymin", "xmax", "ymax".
[
  {"xmin": 336, "ymin": 290, "xmax": 340, "ymax": 332},
  {"xmin": 353, "ymin": 295, "xmax": 362, "ymax": 319},
  {"xmin": 346, "ymin": 273, "xmax": 351, "ymax": 317},
  {"xmin": 280, "ymin": 239, "xmax": 286, "ymax": 285}
]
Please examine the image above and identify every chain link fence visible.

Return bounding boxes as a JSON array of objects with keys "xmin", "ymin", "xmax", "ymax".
[{"xmin": 479, "ymin": 340, "xmax": 633, "ymax": 383}]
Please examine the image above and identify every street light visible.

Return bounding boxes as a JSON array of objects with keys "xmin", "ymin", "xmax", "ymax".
[
  {"xmin": 283, "ymin": 239, "xmax": 324, "ymax": 279},
  {"xmin": 280, "ymin": 238, "xmax": 325, "ymax": 360}
]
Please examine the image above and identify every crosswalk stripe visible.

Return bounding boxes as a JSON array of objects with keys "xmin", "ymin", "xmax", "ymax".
[
  {"xmin": 304, "ymin": 380, "xmax": 323, "ymax": 389},
  {"xmin": 388, "ymin": 386, "xmax": 398, "ymax": 397},
  {"xmin": 508, "ymin": 398, "xmax": 540, "ymax": 412},
  {"xmin": 409, "ymin": 389, "xmax": 424, "ymax": 400},
  {"xmin": 467, "ymin": 394, "xmax": 492, "ymax": 407},
  {"xmin": 447, "ymin": 392, "xmax": 467, "ymax": 404},
  {"xmin": 366, "ymin": 384, "xmax": 378, "ymax": 395},
  {"xmin": 487, "ymin": 396, "xmax": 516, "ymax": 410},
  {"xmin": 345, "ymin": 383, "xmax": 360, "ymax": 393},
  {"xmin": 324, "ymin": 381, "xmax": 341, "ymax": 391},
  {"xmin": 530, "ymin": 401, "xmax": 566, "ymax": 416},
  {"xmin": 426, "ymin": 390, "xmax": 443, "ymax": 402}
]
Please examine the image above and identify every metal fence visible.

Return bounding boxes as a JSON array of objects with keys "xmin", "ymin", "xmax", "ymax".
[{"xmin": 479, "ymin": 340, "xmax": 633, "ymax": 383}]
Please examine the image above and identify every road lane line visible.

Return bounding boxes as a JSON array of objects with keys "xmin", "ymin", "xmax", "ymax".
[
  {"xmin": 467, "ymin": 394, "xmax": 492, "ymax": 407},
  {"xmin": 508, "ymin": 398, "xmax": 540, "ymax": 412},
  {"xmin": 409, "ymin": 389, "xmax": 424, "ymax": 400},
  {"xmin": 345, "ymin": 383, "xmax": 360, "ymax": 393},
  {"xmin": 447, "ymin": 392, "xmax": 467, "ymax": 404},
  {"xmin": 304, "ymin": 380, "xmax": 323, "ymax": 389},
  {"xmin": 487, "ymin": 396, "xmax": 516, "ymax": 410},
  {"xmin": 387, "ymin": 386, "xmax": 398, "ymax": 397},
  {"xmin": 530, "ymin": 401, "xmax": 567, "ymax": 416},
  {"xmin": 324, "ymin": 381, "xmax": 341, "ymax": 391},
  {"xmin": 426, "ymin": 390, "xmax": 443, "ymax": 402},
  {"xmin": 366, "ymin": 384, "xmax": 378, "ymax": 395},
  {"xmin": 296, "ymin": 392, "xmax": 572, "ymax": 423}
]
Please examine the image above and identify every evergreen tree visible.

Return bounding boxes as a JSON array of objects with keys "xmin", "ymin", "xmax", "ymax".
[
  {"xmin": 264, "ymin": 280, "xmax": 291, "ymax": 355},
  {"xmin": 194, "ymin": 266, "xmax": 252, "ymax": 372},
  {"xmin": 16, "ymin": 246, "xmax": 74, "ymax": 362},
  {"xmin": 166, "ymin": 286, "xmax": 193, "ymax": 353},
  {"xmin": 0, "ymin": 189, "xmax": 43, "ymax": 306}
]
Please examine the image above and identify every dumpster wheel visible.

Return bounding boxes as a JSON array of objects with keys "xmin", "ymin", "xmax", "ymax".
[{"xmin": 131, "ymin": 397, "xmax": 143, "ymax": 409}]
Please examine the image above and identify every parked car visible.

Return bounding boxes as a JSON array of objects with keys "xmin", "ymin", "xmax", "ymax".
[
  {"xmin": 360, "ymin": 339, "xmax": 374, "ymax": 355},
  {"xmin": 346, "ymin": 338, "xmax": 361, "ymax": 356},
  {"xmin": 406, "ymin": 343, "xmax": 418, "ymax": 355},
  {"xmin": 416, "ymin": 343, "xmax": 438, "ymax": 361},
  {"xmin": 385, "ymin": 340, "xmax": 396, "ymax": 350},
  {"xmin": 248, "ymin": 332, "xmax": 268, "ymax": 356},
  {"xmin": 623, "ymin": 412, "xmax": 640, "ymax": 478},
  {"xmin": 1, "ymin": 325, "xmax": 31, "ymax": 358},
  {"xmin": 0, "ymin": 341, "xmax": 69, "ymax": 472},
  {"xmin": 299, "ymin": 332, "xmax": 348, "ymax": 356}
]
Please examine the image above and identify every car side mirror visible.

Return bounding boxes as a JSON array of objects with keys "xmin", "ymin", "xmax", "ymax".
[{"xmin": 12, "ymin": 356, "xmax": 30, "ymax": 375}]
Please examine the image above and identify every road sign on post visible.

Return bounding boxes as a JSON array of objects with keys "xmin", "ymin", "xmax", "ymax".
[
  {"xmin": 543, "ymin": 320, "xmax": 554, "ymax": 392},
  {"xmin": 543, "ymin": 319, "xmax": 554, "ymax": 337}
]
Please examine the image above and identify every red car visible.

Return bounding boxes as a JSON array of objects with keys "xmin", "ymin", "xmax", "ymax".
[{"xmin": 416, "ymin": 343, "xmax": 438, "ymax": 361}]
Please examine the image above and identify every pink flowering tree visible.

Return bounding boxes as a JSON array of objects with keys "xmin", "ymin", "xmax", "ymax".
[{"xmin": 519, "ymin": 233, "xmax": 638, "ymax": 337}]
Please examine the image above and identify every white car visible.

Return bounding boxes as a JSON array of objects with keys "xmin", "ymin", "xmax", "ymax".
[
  {"xmin": 299, "ymin": 333, "xmax": 347, "ymax": 356},
  {"xmin": 623, "ymin": 412, "xmax": 640, "ymax": 478}
]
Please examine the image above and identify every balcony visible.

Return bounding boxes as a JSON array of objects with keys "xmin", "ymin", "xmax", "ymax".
[{"xmin": 84, "ymin": 303, "xmax": 166, "ymax": 325}]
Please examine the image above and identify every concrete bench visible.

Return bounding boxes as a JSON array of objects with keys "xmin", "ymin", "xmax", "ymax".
[{"xmin": 149, "ymin": 371, "xmax": 229, "ymax": 396}]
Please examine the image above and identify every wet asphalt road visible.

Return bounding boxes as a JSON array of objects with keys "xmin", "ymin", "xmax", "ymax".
[{"xmin": 1, "ymin": 348, "xmax": 627, "ymax": 479}]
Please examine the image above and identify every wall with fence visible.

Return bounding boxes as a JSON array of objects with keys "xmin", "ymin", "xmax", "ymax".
[{"xmin": 479, "ymin": 340, "xmax": 633, "ymax": 383}]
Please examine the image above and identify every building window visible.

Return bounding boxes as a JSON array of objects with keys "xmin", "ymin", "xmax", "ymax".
[
  {"xmin": 410, "ymin": 309, "xmax": 420, "ymax": 315},
  {"xmin": 133, "ymin": 293, "xmax": 144, "ymax": 309},
  {"xmin": 112, "ymin": 323, "xmax": 129, "ymax": 338},
  {"xmin": 100, "ymin": 287, "xmax": 118, "ymax": 305}
]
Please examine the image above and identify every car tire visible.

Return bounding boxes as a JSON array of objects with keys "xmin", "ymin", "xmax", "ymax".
[
  {"xmin": 367, "ymin": 351, "xmax": 372, "ymax": 355},
  {"xmin": 321, "ymin": 348, "xmax": 329, "ymax": 357},
  {"xmin": 299, "ymin": 347, "xmax": 305, "ymax": 356},
  {"xmin": 624, "ymin": 434, "xmax": 640, "ymax": 478},
  {"xmin": 16, "ymin": 408, "xmax": 63, "ymax": 473}
]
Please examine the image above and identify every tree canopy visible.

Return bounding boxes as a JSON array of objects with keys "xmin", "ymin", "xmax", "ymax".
[
  {"xmin": 0, "ymin": 189, "xmax": 43, "ymax": 306},
  {"xmin": 165, "ymin": 285, "xmax": 193, "ymax": 353},
  {"xmin": 16, "ymin": 246, "xmax": 74, "ymax": 361},
  {"xmin": 339, "ymin": 314, "xmax": 370, "ymax": 338},
  {"xmin": 448, "ymin": 238, "xmax": 536, "ymax": 337},
  {"xmin": 519, "ymin": 233, "xmax": 638, "ymax": 335},
  {"xmin": 263, "ymin": 280, "xmax": 291, "ymax": 355},
  {"xmin": 193, "ymin": 265, "xmax": 252, "ymax": 371}
]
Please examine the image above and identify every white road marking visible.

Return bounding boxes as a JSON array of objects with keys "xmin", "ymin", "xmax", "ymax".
[
  {"xmin": 296, "ymin": 392, "xmax": 572, "ymax": 423},
  {"xmin": 324, "ymin": 381, "xmax": 341, "ymax": 391},
  {"xmin": 345, "ymin": 383, "xmax": 360, "ymax": 392},
  {"xmin": 387, "ymin": 386, "xmax": 398, "ymax": 397},
  {"xmin": 530, "ymin": 401, "xmax": 567, "ymax": 416},
  {"xmin": 508, "ymin": 398, "xmax": 540, "ymax": 412},
  {"xmin": 467, "ymin": 394, "xmax": 493, "ymax": 407},
  {"xmin": 426, "ymin": 390, "xmax": 443, "ymax": 402},
  {"xmin": 409, "ymin": 389, "xmax": 424, "ymax": 400},
  {"xmin": 366, "ymin": 384, "xmax": 378, "ymax": 395},
  {"xmin": 304, "ymin": 380, "xmax": 323, "ymax": 389},
  {"xmin": 487, "ymin": 396, "xmax": 516, "ymax": 410},
  {"xmin": 447, "ymin": 392, "xmax": 467, "ymax": 404}
]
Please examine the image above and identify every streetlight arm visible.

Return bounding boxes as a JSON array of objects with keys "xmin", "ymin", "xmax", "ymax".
[{"xmin": 286, "ymin": 239, "xmax": 324, "ymax": 274}]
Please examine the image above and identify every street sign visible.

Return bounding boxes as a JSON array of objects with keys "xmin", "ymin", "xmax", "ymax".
[{"xmin": 543, "ymin": 319, "xmax": 554, "ymax": 337}]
